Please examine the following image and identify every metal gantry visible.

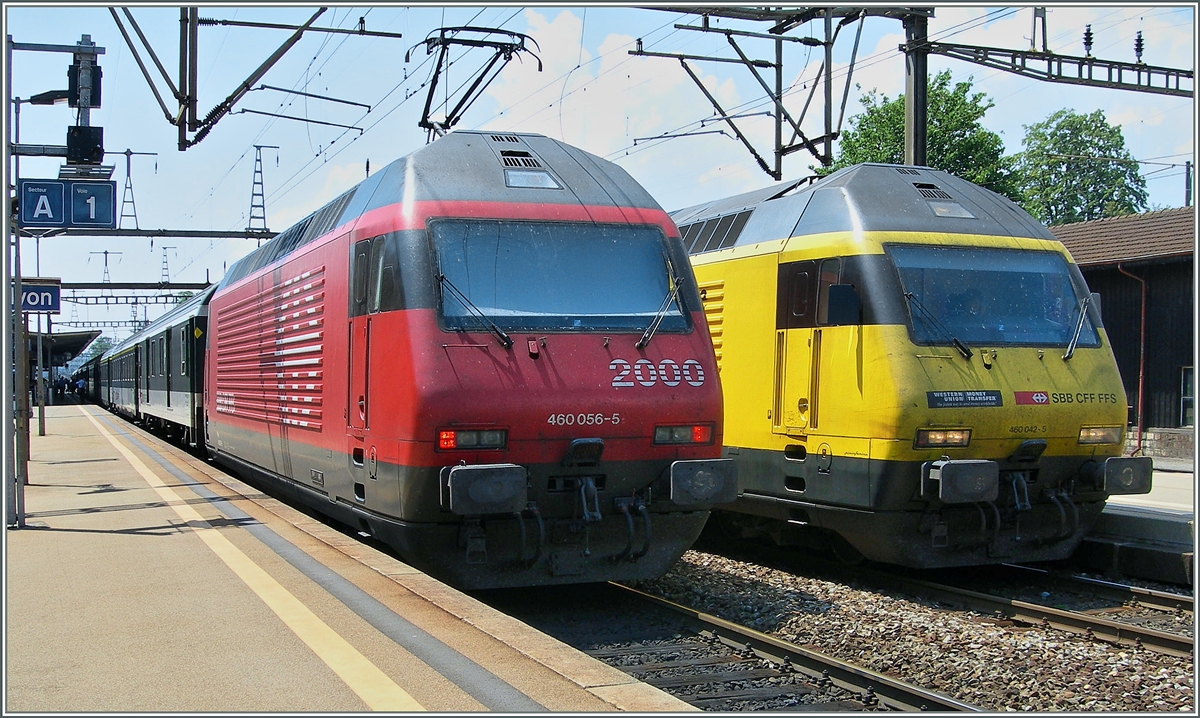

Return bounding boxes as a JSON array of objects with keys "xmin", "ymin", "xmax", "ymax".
[
  {"xmin": 634, "ymin": 6, "xmax": 1193, "ymax": 174},
  {"xmin": 108, "ymin": 7, "xmax": 404, "ymax": 150}
]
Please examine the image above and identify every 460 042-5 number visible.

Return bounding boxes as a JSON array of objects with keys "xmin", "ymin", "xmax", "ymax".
[{"xmin": 546, "ymin": 413, "xmax": 621, "ymax": 426}]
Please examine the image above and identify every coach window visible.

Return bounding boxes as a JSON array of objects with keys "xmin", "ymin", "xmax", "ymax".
[
  {"xmin": 351, "ymin": 239, "xmax": 371, "ymax": 316},
  {"xmin": 816, "ymin": 258, "xmax": 841, "ymax": 325}
]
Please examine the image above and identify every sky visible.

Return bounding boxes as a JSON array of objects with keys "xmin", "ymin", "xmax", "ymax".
[{"xmin": 3, "ymin": 3, "xmax": 1195, "ymax": 347}]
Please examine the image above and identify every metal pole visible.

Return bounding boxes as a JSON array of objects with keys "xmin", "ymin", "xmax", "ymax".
[
  {"xmin": 36, "ymin": 314, "xmax": 45, "ymax": 433},
  {"xmin": 8, "ymin": 33, "xmax": 29, "ymax": 524},
  {"xmin": 1185, "ymin": 160, "xmax": 1192, "ymax": 207},
  {"xmin": 823, "ymin": 10, "xmax": 833, "ymax": 163},
  {"xmin": 904, "ymin": 13, "xmax": 929, "ymax": 166},
  {"xmin": 5, "ymin": 34, "xmax": 20, "ymax": 527},
  {"xmin": 774, "ymin": 35, "xmax": 782, "ymax": 177}
]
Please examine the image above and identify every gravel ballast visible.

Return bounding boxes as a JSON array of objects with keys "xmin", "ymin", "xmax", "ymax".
[{"xmin": 636, "ymin": 550, "xmax": 1195, "ymax": 712}]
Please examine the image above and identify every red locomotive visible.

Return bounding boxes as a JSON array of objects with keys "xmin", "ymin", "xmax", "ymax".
[{"xmin": 203, "ymin": 131, "xmax": 736, "ymax": 588}]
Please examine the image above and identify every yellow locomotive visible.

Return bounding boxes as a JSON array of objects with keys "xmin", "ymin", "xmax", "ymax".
[{"xmin": 674, "ymin": 163, "xmax": 1152, "ymax": 567}]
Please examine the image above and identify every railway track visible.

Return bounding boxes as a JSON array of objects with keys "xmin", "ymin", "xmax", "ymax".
[
  {"xmin": 700, "ymin": 534, "xmax": 1194, "ymax": 659},
  {"xmin": 483, "ymin": 581, "xmax": 981, "ymax": 711},
  {"xmin": 863, "ymin": 566, "xmax": 1193, "ymax": 659}
]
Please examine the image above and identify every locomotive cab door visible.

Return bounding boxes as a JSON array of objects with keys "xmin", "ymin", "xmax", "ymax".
[
  {"xmin": 774, "ymin": 260, "xmax": 818, "ymax": 435},
  {"xmin": 348, "ymin": 239, "xmax": 372, "ymax": 433}
]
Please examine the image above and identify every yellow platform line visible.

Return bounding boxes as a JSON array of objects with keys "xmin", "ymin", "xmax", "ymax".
[{"xmin": 78, "ymin": 406, "xmax": 424, "ymax": 712}]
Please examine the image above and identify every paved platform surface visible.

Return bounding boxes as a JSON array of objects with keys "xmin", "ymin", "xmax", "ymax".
[{"xmin": 6, "ymin": 402, "xmax": 694, "ymax": 712}]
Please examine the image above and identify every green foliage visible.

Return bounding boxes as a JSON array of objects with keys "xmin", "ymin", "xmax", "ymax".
[
  {"xmin": 175, "ymin": 290, "xmax": 194, "ymax": 304},
  {"xmin": 81, "ymin": 336, "xmax": 113, "ymax": 360},
  {"xmin": 820, "ymin": 70, "xmax": 1021, "ymax": 201},
  {"xmin": 1012, "ymin": 109, "xmax": 1147, "ymax": 225}
]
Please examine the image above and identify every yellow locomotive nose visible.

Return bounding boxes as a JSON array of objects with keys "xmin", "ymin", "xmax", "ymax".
[{"xmin": 680, "ymin": 162, "xmax": 1148, "ymax": 569}]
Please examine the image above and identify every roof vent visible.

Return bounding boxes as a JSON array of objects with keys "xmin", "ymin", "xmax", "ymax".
[
  {"xmin": 896, "ymin": 167, "xmax": 921, "ymax": 175},
  {"xmin": 490, "ymin": 134, "xmax": 521, "ymax": 143},
  {"xmin": 913, "ymin": 182, "xmax": 953, "ymax": 200},
  {"xmin": 500, "ymin": 150, "xmax": 543, "ymax": 168}
]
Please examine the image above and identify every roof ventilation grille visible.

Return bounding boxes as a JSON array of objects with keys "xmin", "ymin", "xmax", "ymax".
[
  {"xmin": 914, "ymin": 182, "xmax": 953, "ymax": 200},
  {"xmin": 500, "ymin": 150, "xmax": 543, "ymax": 168},
  {"xmin": 490, "ymin": 134, "xmax": 521, "ymax": 143},
  {"xmin": 896, "ymin": 167, "xmax": 921, "ymax": 175}
]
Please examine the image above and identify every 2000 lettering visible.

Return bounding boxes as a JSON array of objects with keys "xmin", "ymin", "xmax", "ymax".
[{"xmin": 609, "ymin": 358, "xmax": 705, "ymax": 388}]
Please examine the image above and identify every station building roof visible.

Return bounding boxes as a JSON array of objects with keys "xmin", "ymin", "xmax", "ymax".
[{"xmin": 1051, "ymin": 206, "xmax": 1195, "ymax": 267}]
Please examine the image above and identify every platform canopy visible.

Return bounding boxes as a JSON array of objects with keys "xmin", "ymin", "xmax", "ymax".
[{"xmin": 24, "ymin": 330, "xmax": 102, "ymax": 368}]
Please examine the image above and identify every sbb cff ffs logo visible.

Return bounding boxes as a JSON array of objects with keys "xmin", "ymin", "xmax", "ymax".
[{"xmin": 1014, "ymin": 391, "xmax": 1049, "ymax": 405}]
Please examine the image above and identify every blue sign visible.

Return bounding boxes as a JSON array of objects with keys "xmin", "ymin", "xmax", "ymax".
[
  {"xmin": 19, "ymin": 281, "xmax": 61, "ymax": 314},
  {"xmin": 18, "ymin": 180, "xmax": 65, "ymax": 227},
  {"xmin": 18, "ymin": 179, "xmax": 116, "ymax": 229},
  {"xmin": 70, "ymin": 181, "xmax": 115, "ymax": 227}
]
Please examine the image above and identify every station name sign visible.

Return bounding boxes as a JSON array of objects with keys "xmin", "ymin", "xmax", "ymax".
[
  {"xmin": 17, "ymin": 179, "xmax": 116, "ymax": 229},
  {"xmin": 18, "ymin": 278, "xmax": 61, "ymax": 314}
]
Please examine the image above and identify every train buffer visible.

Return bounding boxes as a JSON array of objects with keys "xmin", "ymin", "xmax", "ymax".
[
  {"xmin": 7, "ymin": 402, "xmax": 691, "ymax": 712},
  {"xmin": 1073, "ymin": 458, "xmax": 1194, "ymax": 587}
]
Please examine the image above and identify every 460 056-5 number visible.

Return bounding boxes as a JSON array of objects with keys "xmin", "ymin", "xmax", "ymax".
[{"xmin": 546, "ymin": 413, "xmax": 621, "ymax": 426}]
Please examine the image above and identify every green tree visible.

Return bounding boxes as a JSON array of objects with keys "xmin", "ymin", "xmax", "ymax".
[
  {"xmin": 175, "ymin": 290, "xmax": 194, "ymax": 304},
  {"xmin": 81, "ymin": 336, "xmax": 113, "ymax": 360},
  {"xmin": 820, "ymin": 70, "xmax": 1021, "ymax": 201},
  {"xmin": 1013, "ymin": 108, "xmax": 1147, "ymax": 225}
]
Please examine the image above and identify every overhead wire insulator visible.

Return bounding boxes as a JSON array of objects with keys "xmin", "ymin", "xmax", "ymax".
[
  {"xmin": 1083, "ymin": 24, "xmax": 1094, "ymax": 57},
  {"xmin": 1134, "ymin": 30, "xmax": 1145, "ymax": 64}
]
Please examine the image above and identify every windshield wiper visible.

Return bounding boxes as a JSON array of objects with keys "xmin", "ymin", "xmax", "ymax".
[
  {"xmin": 436, "ymin": 273, "xmax": 513, "ymax": 349},
  {"xmin": 636, "ymin": 257, "xmax": 682, "ymax": 349},
  {"xmin": 1062, "ymin": 294, "xmax": 1092, "ymax": 361},
  {"xmin": 903, "ymin": 292, "xmax": 973, "ymax": 360}
]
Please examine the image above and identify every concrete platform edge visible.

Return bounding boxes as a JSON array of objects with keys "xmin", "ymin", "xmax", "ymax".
[{"xmin": 172, "ymin": 445, "xmax": 697, "ymax": 712}]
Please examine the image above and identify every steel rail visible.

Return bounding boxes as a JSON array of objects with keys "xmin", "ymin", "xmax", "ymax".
[
  {"xmin": 872, "ymin": 572, "xmax": 1192, "ymax": 658},
  {"xmin": 613, "ymin": 583, "xmax": 982, "ymax": 712},
  {"xmin": 999, "ymin": 563, "xmax": 1194, "ymax": 614}
]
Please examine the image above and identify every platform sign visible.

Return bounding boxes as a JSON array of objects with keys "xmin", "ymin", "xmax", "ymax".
[
  {"xmin": 17, "ymin": 179, "xmax": 116, "ymax": 229},
  {"xmin": 18, "ymin": 278, "xmax": 61, "ymax": 314}
]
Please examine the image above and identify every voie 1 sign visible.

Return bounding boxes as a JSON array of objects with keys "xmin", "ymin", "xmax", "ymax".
[
  {"xmin": 19, "ymin": 279, "xmax": 61, "ymax": 314},
  {"xmin": 17, "ymin": 179, "xmax": 115, "ymax": 229}
]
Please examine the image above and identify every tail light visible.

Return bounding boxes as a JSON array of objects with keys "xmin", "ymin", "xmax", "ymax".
[
  {"xmin": 438, "ymin": 429, "xmax": 507, "ymax": 450},
  {"xmin": 654, "ymin": 424, "xmax": 714, "ymax": 445}
]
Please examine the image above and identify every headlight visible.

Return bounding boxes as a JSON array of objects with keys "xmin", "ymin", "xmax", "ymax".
[
  {"xmin": 654, "ymin": 424, "xmax": 714, "ymax": 445},
  {"xmin": 1079, "ymin": 426, "xmax": 1122, "ymax": 445},
  {"xmin": 915, "ymin": 428, "xmax": 971, "ymax": 448},
  {"xmin": 438, "ymin": 429, "xmax": 507, "ymax": 450}
]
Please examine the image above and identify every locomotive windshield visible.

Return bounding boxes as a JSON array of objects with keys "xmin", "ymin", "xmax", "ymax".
[
  {"xmin": 431, "ymin": 219, "xmax": 689, "ymax": 333},
  {"xmin": 886, "ymin": 244, "xmax": 1100, "ymax": 348}
]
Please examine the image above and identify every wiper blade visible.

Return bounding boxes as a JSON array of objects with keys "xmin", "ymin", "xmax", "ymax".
[
  {"xmin": 636, "ymin": 258, "xmax": 682, "ymax": 349},
  {"xmin": 436, "ymin": 273, "xmax": 513, "ymax": 349},
  {"xmin": 903, "ymin": 292, "xmax": 973, "ymax": 360},
  {"xmin": 1062, "ymin": 294, "xmax": 1092, "ymax": 361}
]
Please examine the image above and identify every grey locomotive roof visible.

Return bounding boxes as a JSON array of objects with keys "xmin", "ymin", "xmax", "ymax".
[
  {"xmin": 671, "ymin": 163, "xmax": 1056, "ymax": 253},
  {"xmin": 338, "ymin": 131, "xmax": 661, "ymax": 229}
]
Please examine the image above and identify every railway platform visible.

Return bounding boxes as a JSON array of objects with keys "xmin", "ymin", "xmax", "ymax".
[
  {"xmin": 5, "ymin": 401, "xmax": 694, "ymax": 712},
  {"xmin": 1073, "ymin": 456, "xmax": 1194, "ymax": 586}
]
